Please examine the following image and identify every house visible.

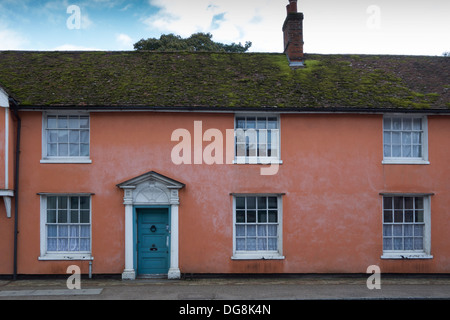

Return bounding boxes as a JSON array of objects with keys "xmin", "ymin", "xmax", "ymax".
[{"xmin": 0, "ymin": 0, "xmax": 449, "ymax": 280}]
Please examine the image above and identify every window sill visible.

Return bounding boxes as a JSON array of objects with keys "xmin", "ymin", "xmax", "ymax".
[
  {"xmin": 40, "ymin": 158, "xmax": 92, "ymax": 164},
  {"xmin": 39, "ymin": 254, "xmax": 93, "ymax": 261},
  {"xmin": 381, "ymin": 253, "xmax": 433, "ymax": 260},
  {"xmin": 233, "ymin": 158, "xmax": 283, "ymax": 165},
  {"xmin": 382, "ymin": 159, "xmax": 429, "ymax": 165},
  {"xmin": 231, "ymin": 253, "xmax": 285, "ymax": 260}
]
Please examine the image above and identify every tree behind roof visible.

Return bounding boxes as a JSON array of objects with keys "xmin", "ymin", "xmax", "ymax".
[{"xmin": 134, "ymin": 32, "xmax": 252, "ymax": 53}]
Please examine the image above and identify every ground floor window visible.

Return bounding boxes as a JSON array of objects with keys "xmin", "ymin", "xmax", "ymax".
[
  {"xmin": 382, "ymin": 194, "xmax": 432, "ymax": 259},
  {"xmin": 39, "ymin": 194, "xmax": 92, "ymax": 260},
  {"xmin": 232, "ymin": 194, "xmax": 284, "ymax": 260}
]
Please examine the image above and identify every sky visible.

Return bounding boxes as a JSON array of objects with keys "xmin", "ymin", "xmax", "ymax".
[{"xmin": 0, "ymin": 0, "xmax": 449, "ymax": 55}]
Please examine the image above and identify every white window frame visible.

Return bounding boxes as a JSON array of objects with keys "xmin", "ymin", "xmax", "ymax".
[
  {"xmin": 41, "ymin": 111, "xmax": 92, "ymax": 164},
  {"xmin": 234, "ymin": 114, "xmax": 282, "ymax": 165},
  {"xmin": 382, "ymin": 114, "xmax": 429, "ymax": 165},
  {"xmin": 381, "ymin": 193, "xmax": 433, "ymax": 260},
  {"xmin": 231, "ymin": 194, "xmax": 284, "ymax": 260},
  {"xmin": 38, "ymin": 194, "xmax": 93, "ymax": 261}
]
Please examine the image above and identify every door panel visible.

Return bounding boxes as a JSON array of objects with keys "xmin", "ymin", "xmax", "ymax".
[{"xmin": 137, "ymin": 208, "xmax": 170, "ymax": 275}]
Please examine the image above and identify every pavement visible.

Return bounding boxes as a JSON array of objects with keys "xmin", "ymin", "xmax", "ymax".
[{"xmin": 1, "ymin": 274, "xmax": 450, "ymax": 301}]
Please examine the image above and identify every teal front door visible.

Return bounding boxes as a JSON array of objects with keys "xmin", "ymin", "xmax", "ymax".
[{"xmin": 137, "ymin": 208, "xmax": 170, "ymax": 276}]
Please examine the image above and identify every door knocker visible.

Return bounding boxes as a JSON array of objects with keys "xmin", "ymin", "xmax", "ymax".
[{"xmin": 150, "ymin": 225, "xmax": 157, "ymax": 232}]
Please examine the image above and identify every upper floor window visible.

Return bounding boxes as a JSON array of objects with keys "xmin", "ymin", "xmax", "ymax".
[
  {"xmin": 42, "ymin": 113, "xmax": 91, "ymax": 163},
  {"xmin": 235, "ymin": 115, "xmax": 280, "ymax": 164},
  {"xmin": 383, "ymin": 115, "xmax": 428, "ymax": 164}
]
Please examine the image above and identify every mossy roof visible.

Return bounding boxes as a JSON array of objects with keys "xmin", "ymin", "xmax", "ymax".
[{"xmin": 0, "ymin": 51, "xmax": 448, "ymax": 111}]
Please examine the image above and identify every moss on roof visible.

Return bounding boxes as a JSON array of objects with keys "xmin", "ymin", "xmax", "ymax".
[{"xmin": 0, "ymin": 51, "xmax": 448, "ymax": 110}]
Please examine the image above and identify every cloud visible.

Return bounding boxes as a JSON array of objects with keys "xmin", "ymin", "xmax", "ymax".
[
  {"xmin": 52, "ymin": 44, "xmax": 102, "ymax": 51},
  {"xmin": 116, "ymin": 33, "xmax": 134, "ymax": 49},
  {"xmin": 144, "ymin": 0, "xmax": 286, "ymax": 52},
  {"xmin": 0, "ymin": 27, "xmax": 28, "ymax": 50}
]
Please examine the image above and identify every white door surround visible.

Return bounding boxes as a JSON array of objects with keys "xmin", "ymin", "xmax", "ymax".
[{"xmin": 117, "ymin": 171, "xmax": 185, "ymax": 280}]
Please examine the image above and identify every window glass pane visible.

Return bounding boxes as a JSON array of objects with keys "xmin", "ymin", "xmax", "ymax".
[
  {"xmin": 392, "ymin": 118, "xmax": 402, "ymax": 130},
  {"xmin": 69, "ymin": 131, "xmax": 80, "ymax": 143},
  {"xmin": 47, "ymin": 196, "xmax": 57, "ymax": 209},
  {"xmin": 80, "ymin": 144, "xmax": 90, "ymax": 156},
  {"xmin": 413, "ymin": 118, "xmax": 422, "ymax": 130},
  {"xmin": 268, "ymin": 210, "xmax": 278, "ymax": 222},
  {"xmin": 383, "ymin": 117, "xmax": 391, "ymax": 130},
  {"xmin": 246, "ymin": 117, "xmax": 256, "ymax": 129},
  {"xmin": 236, "ymin": 197, "xmax": 245, "ymax": 210},
  {"xmin": 79, "ymin": 116, "xmax": 90, "ymax": 129},
  {"xmin": 48, "ymin": 130, "xmax": 58, "ymax": 143},
  {"xmin": 68, "ymin": 116, "xmax": 79, "ymax": 129},
  {"xmin": 404, "ymin": 237, "xmax": 413, "ymax": 250},
  {"xmin": 247, "ymin": 210, "xmax": 256, "ymax": 223},
  {"xmin": 236, "ymin": 210, "xmax": 245, "ymax": 223},
  {"xmin": 257, "ymin": 197, "xmax": 267, "ymax": 209},
  {"xmin": 412, "ymin": 145, "xmax": 421, "ymax": 157},
  {"xmin": 80, "ymin": 239, "xmax": 90, "ymax": 251},
  {"xmin": 247, "ymin": 225, "xmax": 256, "ymax": 236},
  {"xmin": 69, "ymin": 144, "xmax": 79, "ymax": 157},
  {"xmin": 383, "ymin": 211, "xmax": 392, "ymax": 223},
  {"xmin": 383, "ymin": 238, "xmax": 392, "ymax": 250},
  {"xmin": 47, "ymin": 210, "xmax": 57, "ymax": 223},
  {"xmin": 414, "ymin": 225, "xmax": 423, "ymax": 237},
  {"xmin": 58, "ymin": 210, "xmax": 68, "ymax": 223},
  {"xmin": 383, "ymin": 225, "xmax": 392, "ymax": 236},
  {"xmin": 247, "ymin": 238, "xmax": 256, "ymax": 250},
  {"xmin": 236, "ymin": 117, "xmax": 245, "ymax": 129},
  {"xmin": 267, "ymin": 118, "xmax": 278, "ymax": 129},
  {"xmin": 404, "ymin": 197, "xmax": 413, "ymax": 209},
  {"xmin": 258, "ymin": 238, "xmax": 267, "ymax": 250},
  {"xmin": 59, "ymin": 143, "xmax": 69, "ymax": 156},
  {"xmin": 236, "ymin": 238, "xmax": 245, "ymax": 251},
  {"xmin": 58, "ymin": 116, "xmax": 68, "ymax": 129},
  {"xmin": 58, "ymin": 196, "xmax": 68, "ymax": 209},
  {"xmin": 403, "ymin": 118, "xmax": 412, "ymax": 130},
  {"xmin": 48, "ymin": 225, "xmax": 57, "ymax": 237},
  {"xmin": 392, "ymin": 132, "xmax": 401, "ymax": 144},
  {"xmin": 267, "ymin": 225, "xmax": 277, "ymax": 236},
  {"xmin": 404, "ymin": 224, "xmax": 413, "ymax": 236},
  {"xmin": 80, "ymin": 196, "xmax": 90, "ymax": 209},
  {"xmin": 414, "ymin": 237, "xmax": 423, "ymax": 250},
  {"xmin": 415, "ymin": 197, "xmax": 424, "ymax": 210},
  {"xmin": 405, "ymin": 210, "xmax": 414, "ymax": 222},
  {"xmin": 394, "ymin": 210, "xmax": 403, "ymax": 223},
  {"xmin": 70, "ymin": 210, "xmax": 79, "ymax": 223},
  {"xmin": 393, "ymin": 197, "xmax": 403, "ymax": 209},
  {"xmin": 394, "ymin": 237, "xmax": 403, "ymax": 250},
  {"xmin": 257, "ymin": 225, "xmax": 267, "ymax": 236},
  {"xmin": 257, "ymin": 118, "xmax": 266, "ymax": 129},
  {"xmin": 48, "ymin": 143, "xmax": 57, "ymax": 156},
  {"xmin": 236, "ymin": 225, "xmax": 245, "ymax": 237},
  {"xmin": 392, "ymin": 145, "xmax": 401, "ymax": 157},
  {"xmin": 247, "ymin": 197, "xmax": 256, "ymax": 210},
  {"xmin": 80, "ymin": 130, "xmax": 89, "ymax": 143},
  {"xmin": 268, "ymin": 197, "xmax": 277, "ymax": 209},
  {"xmin": 258, "ymin": 210, "xmax": 267, "ymax": 223},
  {"xmin": 383, "ymin": 197, "xmax": 392, "ymax": 210},
  {"xmin": 393, "ymin": 225, "xmax": 402, "ymax": 236},
  {"xmin": 383, "ymin": 145, "xmax": 391, "ymax": 157},
  {"xmin": 58, "ymin": 130, "xmax": 68, "ymax": 143},
  {"xmin": 80, "ymin": 210, "xmax": 90, "ymax": 223},
  {"xmin": 268, "ymin": 238, "xmax": 277, "ymax": 250},
  {"xmin": 47, "ymin": 116, "xmax": 57, "ymax": 129},
  {"xmin": 415, "ymin": 211, "xmax": 424, "ymax": 223}
]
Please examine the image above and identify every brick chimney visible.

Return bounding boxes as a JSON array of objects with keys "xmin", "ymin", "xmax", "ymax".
[{"xmin": 282, "ymin": 0, "xmax": 304, "ymax": 68}]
